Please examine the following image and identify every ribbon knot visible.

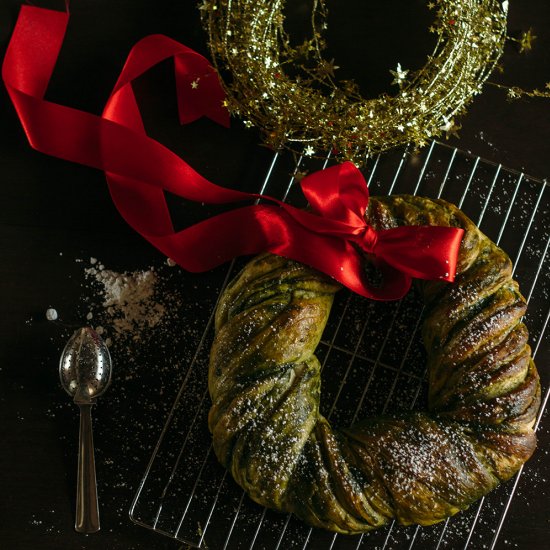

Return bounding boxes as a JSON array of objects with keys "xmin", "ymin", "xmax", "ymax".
[
  {"xmin": 2, "ymin": 5, "xmax": 465, "ymax": 301},
  {"xmin": 357, "ymin": 225, "xmax": 378, "ymax": 253}
]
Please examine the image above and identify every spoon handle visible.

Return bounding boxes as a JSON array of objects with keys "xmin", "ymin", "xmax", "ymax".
[{"xmin": 75, "ymin": 403, "xmax": 100, "ymax": 533}]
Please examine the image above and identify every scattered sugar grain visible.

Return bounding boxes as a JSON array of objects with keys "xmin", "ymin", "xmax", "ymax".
[{"xmin": 45, "ymin": 308, "xmax": 58, "ymax": 321}]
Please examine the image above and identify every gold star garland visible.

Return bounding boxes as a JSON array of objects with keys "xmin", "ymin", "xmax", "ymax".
[{"xmin": 201, "ymin": 0, "xmax": 544, "ymax": 164}]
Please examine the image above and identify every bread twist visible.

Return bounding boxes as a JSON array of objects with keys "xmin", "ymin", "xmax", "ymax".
[{"xmin": 208, "ymin": 196, "xmax": 541, "ymax": 534}]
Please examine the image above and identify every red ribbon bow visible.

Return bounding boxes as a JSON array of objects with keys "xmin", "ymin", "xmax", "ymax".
[{"xmin": 2, "ymin": 5, "xmax": 464, "ymax": 300}]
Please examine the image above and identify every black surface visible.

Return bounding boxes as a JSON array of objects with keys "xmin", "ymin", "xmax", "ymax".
[{"xmin": 1, "ymin": 1, "xmax": 549, "ymax": 549}]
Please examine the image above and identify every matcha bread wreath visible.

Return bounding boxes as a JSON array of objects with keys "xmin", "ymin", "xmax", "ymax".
[{"xmin": 208, "ymin": 195, "xmax": 540, "ymax": 534}]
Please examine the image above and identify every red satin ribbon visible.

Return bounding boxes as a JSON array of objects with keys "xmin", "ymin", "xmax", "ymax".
[{"xmin": 2, "ymin": 5, "xmax": 464, "ymax": 300}]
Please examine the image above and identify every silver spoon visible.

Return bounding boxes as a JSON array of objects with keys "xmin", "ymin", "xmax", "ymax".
[{"xmin": 59, "ymin": 327, "xmax": 112, "ymax": 533}]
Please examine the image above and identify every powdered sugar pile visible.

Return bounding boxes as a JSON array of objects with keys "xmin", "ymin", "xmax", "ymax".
[
  {"xmin": 84, "ymin": 258, "xmax": 185, "ymax": 345},
  {"xmin": 85, "ymin": 263, "xmax": 166, "ymax": 341}
]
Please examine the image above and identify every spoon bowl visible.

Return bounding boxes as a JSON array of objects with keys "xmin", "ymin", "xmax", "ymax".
[{"xmin": 60, "ymin": 327, "xmax": 112, "ymax": 403}]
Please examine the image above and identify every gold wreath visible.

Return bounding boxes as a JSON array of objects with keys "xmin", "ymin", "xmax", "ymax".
[{"xmin": 202, "ymin": 0, "xmax": 508, "ymax": 163}]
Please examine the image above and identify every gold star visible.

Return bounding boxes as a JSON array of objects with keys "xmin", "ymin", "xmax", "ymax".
[
  {"xmin": 519, "ymin": 28, "xmax": 536, "ymax": 54},
  {"xmin": 191, "ymin": 78, "xmax": 200, "ymax": 89},
  {"xmin": 427, "ymin": 1, "xmax": 436, "ymax": 9},
  {"xmin": 390, "ymin": 63, "xmax": 408, "ymax": 86},
  {"xmin": 441, "ymin": 118, "xmax": 461, "ymax": 139},
  {"xmin": 304, "ymin": 145, "xmax": 315, "ymax": 156},
  {"xmin": 316, "ymin": 58, "xmax": 339, "ymax": 79},
  {"xmin": 416, "ymin": 139, "xmax": 428, "ymax": 148}
]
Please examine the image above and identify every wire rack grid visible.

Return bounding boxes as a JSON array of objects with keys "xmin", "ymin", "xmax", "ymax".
[{"xmin": 129, "ymin": 141, "xmax": 550, "ymax": 550}]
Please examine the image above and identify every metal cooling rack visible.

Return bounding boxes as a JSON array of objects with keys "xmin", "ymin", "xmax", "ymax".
[{"xmin": 129, "ymin": 141, "xmax": 550, "ymax": 549}]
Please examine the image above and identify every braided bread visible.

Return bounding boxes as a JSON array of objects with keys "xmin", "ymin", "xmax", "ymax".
[{"xmin": 208, "ymin": 196, "xmax": 540, "ymax": 534}]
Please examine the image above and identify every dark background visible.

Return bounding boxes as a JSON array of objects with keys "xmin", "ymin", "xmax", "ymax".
[{"xmin": 1, "ymin": 1, "xmax": 549, "ymax": 549}]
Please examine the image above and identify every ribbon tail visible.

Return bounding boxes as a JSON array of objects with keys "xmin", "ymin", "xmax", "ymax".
[
  {"xmin": 100, "ymin": 32, "xmax": 229, "ymax": 128},
  {"xmin": 174, "ymin": 55, "xmax": 229, "ymax": 127},
  {"xmin": 2, "ymin": 6, "xmax": 68, "ymax": 98},
  {"xmin": 375, "ymin": 226, "xmax": 465, "ymax": 282}
]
